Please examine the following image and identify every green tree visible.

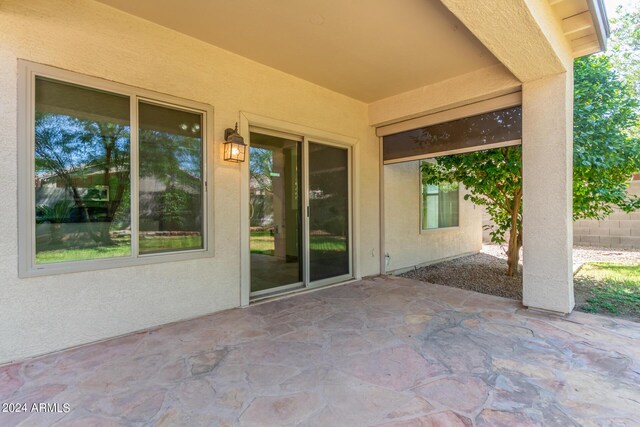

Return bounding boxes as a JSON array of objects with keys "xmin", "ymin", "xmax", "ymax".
[
  {"xmin": 138, "ymin": 128, "xmax": 203, "ymax": 232},
  {"xmin": 573, "ymin": 54, "xmax": 640, "ymax": 219},
  {"xmin": 422, "ymin": 54, "xmax": 639, "ymax": 277},
  {"xmin": 158, "ymin": 186, "xmax": 191, "ymax": 229},
  {"xmin": 249, "ymin": 147, "xmax": 274, "ymax": 226},
  {"xmin": 607, "ymin": 2, "xmax": 640, "ymax": 104},
  {"xmin": 35, "ymin": 114, "xmax": 130, "ymax": 245},
  {"xmin": 422, "ymin": 146, "xmax": 523, "ymax": 276}
]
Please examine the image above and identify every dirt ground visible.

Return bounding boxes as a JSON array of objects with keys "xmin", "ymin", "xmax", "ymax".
[{"xmin": 401, "ymin": 244, "xmax": 640, "ymax": 321}]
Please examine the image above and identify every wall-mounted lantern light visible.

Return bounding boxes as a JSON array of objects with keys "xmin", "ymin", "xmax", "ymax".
[{"xmin": 223, "ymin": 123, "xmax": 246, "ymax": 162}]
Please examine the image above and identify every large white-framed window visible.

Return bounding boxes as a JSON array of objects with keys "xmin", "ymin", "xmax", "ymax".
[
  {"xmin": 420, "ymin": 161, "xmax": 459, "ymax": 230},
  {"xmin": 18, "ymin": 61, "xmax": 214, "ymax": 277}
]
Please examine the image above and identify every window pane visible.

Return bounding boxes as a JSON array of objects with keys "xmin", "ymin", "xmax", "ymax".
[
  {"xmin": 421, "ymin": 164, "xmax": 459, "ymax": 230},
  {"xmin": 308, "ymin": 142, "xmax": 350, "ymax": 281},
  {"xmin": 425, "ymin": 194, "xmax": 439, "ymax": 229},
  {"xmin": 249, "ymin": 133, "xmax": 303, "ymax": 293},
  {"xmin": 138, "ymin": 101, "xmax": 204, "ymax": 254},
  {"xmin": 438, "ymin": 182, "xmax": 459, "ymax": 228},
  {"xmin": 35, "ymin": 78, "xmax": 131, "ymax": 264}
]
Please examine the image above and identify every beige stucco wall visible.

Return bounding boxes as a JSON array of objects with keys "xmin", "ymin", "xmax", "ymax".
[
  {"xmin": 522, "ymin": 72, "xmax": 574, "ymax": 313},
  {"xmin": 0, "ymin": 0, "xmax": 381, "ymax": 364},
  {"xmin": 368, "ymin": 64, "xmax": 520, "ymax": 126},
  {"xmin": 373, "ymin": 0, "xmax": 577, "ymax": 314},
  {"xmin": 383, "ymin": 161, "xmax": 483, "ymax": 273},
  {"xmin": 0, "ymin": 0, "xmax": 583, "ymax": 362}
]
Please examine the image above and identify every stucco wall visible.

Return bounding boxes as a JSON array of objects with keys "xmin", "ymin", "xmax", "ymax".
[
  {"xmin": 0, "ymin": 0, "xmax": 380, "ymax": 363},
  {"xmin": 384, "ymin": 161, "xmax": 483, "ymax": 273}
]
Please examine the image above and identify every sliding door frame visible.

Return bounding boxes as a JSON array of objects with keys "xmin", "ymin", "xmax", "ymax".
[
  {"xmin": 239, "ymin": 112, "xmax": 358, "ymax": 306},
  {"xmin": 305, "ymin": 138, "xmax": 354, "ymax": 290},
  {"xmin": 247, "ymin": 128, "xmax": 305, "ymax": 299}
]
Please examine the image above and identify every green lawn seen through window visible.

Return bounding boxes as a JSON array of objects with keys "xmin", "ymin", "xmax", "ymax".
[
  {"xmin": 35, "ymin": 235, "xmax": 202, "ymax": 264},
  {"xmin": 250, "ymin": 231, "xmax": 275, "ymax": 255},
  {"xmin": 250, "ymin": 230, "xmax": 346, "ymax": 255}
]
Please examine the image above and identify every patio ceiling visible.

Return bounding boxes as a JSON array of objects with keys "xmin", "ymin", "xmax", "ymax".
[{"xmin": 95, "ymin": 0, "xmax": 500, "ymax": 102}]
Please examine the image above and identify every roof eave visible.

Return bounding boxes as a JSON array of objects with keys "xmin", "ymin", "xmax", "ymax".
[{"xmin": 587, "ymin": 0, "xmax": 611, "ymax": 52}]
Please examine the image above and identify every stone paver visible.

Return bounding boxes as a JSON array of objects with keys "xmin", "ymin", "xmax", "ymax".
[{"xmin": 1, "ymin": 276, "xmax": 639, "ymax": 426}]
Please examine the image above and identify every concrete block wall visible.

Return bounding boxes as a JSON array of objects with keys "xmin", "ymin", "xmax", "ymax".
[
  {"xmin": 573, "ymin": 211, "xmax": 640, "ymax": 249},
  {"xmin": 573, "ymin": 179, "xmax": 639, "ymax": 249},
  {"xmin": 483, "ymin": 180, "xmax": 640, "ymax": 249}
]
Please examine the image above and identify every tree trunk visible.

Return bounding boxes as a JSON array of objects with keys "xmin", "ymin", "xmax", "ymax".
[
  {"xmin": 506, "ymin": 232, "xmax": 521, "ymax": 276},
  {"xmin": 99, "ymin": 135, "xmax": 114, "ymax": 245},
  {"xmin": 506, "ymin": 191, "xmax": 522, "ymax": 276}
]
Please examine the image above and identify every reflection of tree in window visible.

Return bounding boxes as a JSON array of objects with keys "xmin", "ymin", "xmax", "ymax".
[
  {"xmin": 249, "ymin": 147, "xmax": 274, "ymax": 226},
  {"xmin": 34, "ymin": 78, "xmax": 131, "ymax": 263},
  {"xmin": 138, "ymin": 102, "xmax": 203, "ymax": 254}
]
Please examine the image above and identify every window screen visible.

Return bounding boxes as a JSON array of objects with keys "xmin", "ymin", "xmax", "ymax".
[{"xmin": 384, "ymin": 106, "xmax": 522, "ymax": 163}]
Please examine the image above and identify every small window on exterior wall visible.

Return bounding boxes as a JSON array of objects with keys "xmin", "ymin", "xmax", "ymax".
[
  {"xmin": 420, "ymin": 162, "xmax": 459, "ymax": 230},
  {"xmin": 19, "ymin": 61, "xmax": 212, "ymax": 276}
]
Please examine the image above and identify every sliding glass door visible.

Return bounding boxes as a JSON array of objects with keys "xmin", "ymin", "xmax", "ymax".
[
  {"xmin": 249, "ymin": 131, "xmax": 303, "ymax": 295},
  {"xmin": 308, "ymin": 142, "xmax": 350, "ymax": 283},
  {"xmin": 249, "ymin": 131, "xmax": 351, "ymax": 297}
]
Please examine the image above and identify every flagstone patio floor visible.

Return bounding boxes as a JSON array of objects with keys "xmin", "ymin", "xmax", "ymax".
[{"xmin": 1, "ymin": 275, "xmax": 639, "ymax": 426}]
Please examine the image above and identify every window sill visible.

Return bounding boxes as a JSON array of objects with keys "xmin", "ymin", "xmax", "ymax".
[
  {"xmin": 19, "ymin": 249, "xmax": 214, "ymax": 278},
  {"xmin": 420, "ymin": 226, "xmax": 460, "ymax": 235}
]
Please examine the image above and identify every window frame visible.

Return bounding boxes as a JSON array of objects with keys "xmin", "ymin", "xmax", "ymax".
[
  {"xmin": 18, "ymin": 60, "xmax": 214, "ymax": 277},
  {"xmin": 419, "ymin": 161, "xmax": 460, "ymax": 232}
]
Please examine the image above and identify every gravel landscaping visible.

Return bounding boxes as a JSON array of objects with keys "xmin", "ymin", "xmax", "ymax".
[
  {"xmin": 401, "ymin": 248, "xmax": 523, "ymax": 300},
  {"xmin": 572, "ymin": 245, "xmax": 640, "ymax": 270},
  {"xmin": 400, "ymin": 244, "xmax": 640, "ymax": 302}
]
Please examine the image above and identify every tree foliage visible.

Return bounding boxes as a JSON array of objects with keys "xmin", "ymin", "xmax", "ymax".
[
  {"xmin": 249, "ymin": 147, "xmax": 274, "ymax": 226},
  {"xmin": 573, "ymin": 54, "xmax": 640, "ymax": 219},
  {"xmin": 422, "ymin": 146, "xmax": 523, "ymax": 276},
  {"xmin": 36, "ymin": 111, "xmax": 204, "ymax": 250},
  {"xmin": 35, "ymin": 114, "xmax": 130, "ymax": 245},
  {"xmin": 422, "ymin": 40, "xmax": 640, "ymax": 276},
  {"xmin": 607, "ymin": 2, "xmax": 640, "ymax": 102},
  {"xmin": 138, "ymin": 128, "xmax": 203, "ymax": 232}
]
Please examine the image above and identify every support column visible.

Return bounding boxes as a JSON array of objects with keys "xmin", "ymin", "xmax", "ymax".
[{"xmin": 522, "ymin": 70, "xmax": 574, "ymax": 313}]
